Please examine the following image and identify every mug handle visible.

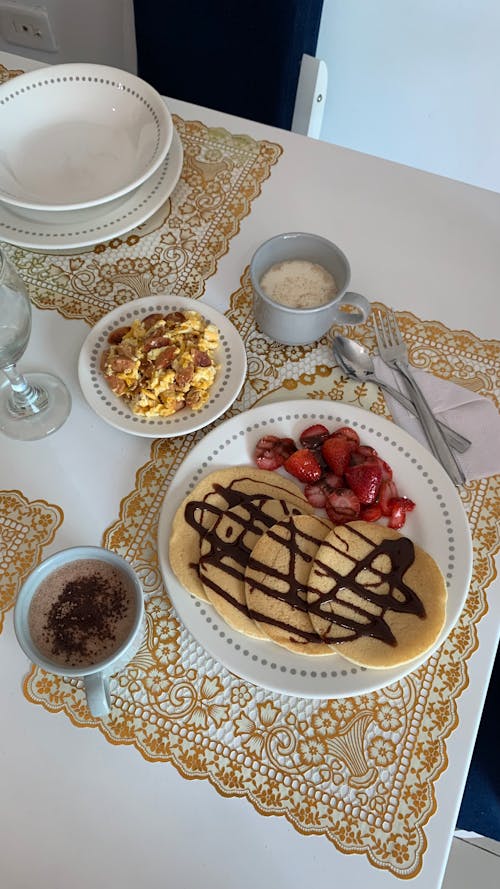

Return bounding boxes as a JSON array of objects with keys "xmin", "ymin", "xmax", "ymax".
[
  {"xmin": 334, "ymin": 291, "xmax": 371, "ymax": 325},
  {"xmin": 84, "ymin": 672, "xmax": 111, "ymax": 718}
]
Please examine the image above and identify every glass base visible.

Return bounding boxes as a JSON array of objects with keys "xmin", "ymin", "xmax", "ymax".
[{"xmin": 0, "ymin": 372, "xmax": 71, "ymax": 440}]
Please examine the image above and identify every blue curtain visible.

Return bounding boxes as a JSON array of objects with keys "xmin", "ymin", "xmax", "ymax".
[
  {"xmin": 134, "ymin": 0, "xmax": 324, "ymax": 129},
  {"xmin": 457, "ymin": 647, "xmax": 500, "ymax": 840}
]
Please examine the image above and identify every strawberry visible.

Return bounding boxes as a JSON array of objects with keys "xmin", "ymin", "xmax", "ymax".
[
  {"xmin": 356, "ymin": 445, "xmax": 378, "ymax": 459},
  {"xmin": 388, "ymin": 501, "xmax": 407, "ymax": 529},
  {"xmin": 325, "ymin": 488, "xmax": 361, "ymax": 524},
  {"xmin": 331, "ymin": 426, "xmax": 360, "ymax": 446},
  {"xmin": 323, "ymin": 471, "xmax": 343, "ymax": 491},
  {"xmin": 348, "ymin": 449, "xmax": 368, "ymax": 467},
  {"xmin": 303, "ymin": 483, "xmax": 328, "ymax": 509},
  {"xmin": 321, "ymin": 436, "xmax": 355, "ymax": 476},
  {"xmin": 304, "ymin": 472, "xmax": 342, "ymax": 508},
  {"xmin": 379, "ymin": 479, "xmax": 399, "ymax": 516},
  {"xmin": 344, "ymin": 462, "xmax": 382, "ymax": 505},
  {"xmin": 254, "ymin": 435, "xmax": 296, "ymax": 471},
  {"xmin": 284, "ymin": 448, "xmax": 322, "ymax": 483},
  {"xmin": 299, "ymin": 423, "xmax": 330, "ymax": 450},
  {"xmin": 388, "ymin": 496, "xmax": 415, "ymax": 513},
  {"xmin": 388, "ymin": 496, "xmax": 416, "ymax": 529},
  {"xmin": 360, "ymin": 503, "xmax": 382, "ymax": 522},
  {"xmin": 376, "ymin": 457, "xmax": 394, "ymax": 481}
]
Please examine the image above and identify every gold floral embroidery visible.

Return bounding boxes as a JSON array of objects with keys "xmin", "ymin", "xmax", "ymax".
[
  {"xmin": 0, "ymin": 490, "xmax": 63, "ymax": 632},
  {"xmin": 0, "ymin": 63, "xmax": 23, "ymax": 84}
]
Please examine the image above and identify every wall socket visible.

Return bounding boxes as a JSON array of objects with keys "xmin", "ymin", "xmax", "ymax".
[{"xmin": 0, "ymin": 3, "xmax": 58, "ymax": 52}]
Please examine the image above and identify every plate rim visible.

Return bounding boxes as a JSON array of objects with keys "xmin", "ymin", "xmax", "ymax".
[
  {"xmin": 158, "ymin": 398, "xmax": 473, "ymax": 698},
  {"xmin": 77, "ymin": 294, "xmax": 248, "ymax": 438},
  {"xmin": 0, "ymin": 127, "xmax": 183, "ymax": 251}
]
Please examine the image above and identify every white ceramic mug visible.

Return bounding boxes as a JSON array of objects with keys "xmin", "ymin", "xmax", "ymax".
[
  {"xmin": 14, "ymin": 545, "xmax": 144, "ymax": 718},
  {"xmin": 250, "ymin": 231, "xmax": 371, "ymax": 345}
]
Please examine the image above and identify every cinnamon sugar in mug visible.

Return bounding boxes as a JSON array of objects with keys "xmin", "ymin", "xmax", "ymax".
[
  {"xmin": 14, "ymin": 546, "xmax": 144, "ymax": 718},
  {"xmin": 250, "ymin": 232, "xmax": 371, "ymax": 345}
]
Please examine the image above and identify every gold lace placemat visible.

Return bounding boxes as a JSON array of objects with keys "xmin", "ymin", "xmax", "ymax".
[
  {"xmin": 24, "ymin": 286, "xmax": 499, "ymax": 877},
  {"xmin": 0, "ymin": 490, "xmax": 63, "ymax": 633},
  {"xmin": 0, "ymin": 62, "xmax": 23, "ymax": 84},
  {"xmin": 0, "ymin": 65, "xmax": 282, "ymax": 326}
]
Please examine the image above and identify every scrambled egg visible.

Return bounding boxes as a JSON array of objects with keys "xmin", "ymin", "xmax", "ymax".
[{"xmin": 101, "ymin": 309, "xmax": 220, "ymax": 416}]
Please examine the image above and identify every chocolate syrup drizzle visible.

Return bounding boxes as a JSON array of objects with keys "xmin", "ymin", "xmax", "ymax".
[
  {"xmin": 306, "ymin": 527, "xmax": 424, "ymax": 645},
  {"xmin": 197, "ymin": 494, "xmax": 301, "ymax": 599},
  {"xmin": 183, "ymin": 477, "xmax": 425, "ymax": 647}
]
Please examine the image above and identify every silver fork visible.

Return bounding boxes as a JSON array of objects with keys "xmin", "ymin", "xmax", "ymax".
[{"xmin": 373, "ymin": 308, "xmax": 465, "ymax": 486}]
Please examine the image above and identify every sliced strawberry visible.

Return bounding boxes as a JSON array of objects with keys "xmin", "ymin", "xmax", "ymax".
[
  {"xmin": 323, "ymin": 471, "xmax": 343, "ymax": 491},
  {"xmin": 388, "ymin": 496, "xmax": 416, "ymax": 513},
  {"xmin": 299, "ymin": 424, "xmax": 330, "ymax": 450},
  {"xmin": 344, "ymin": 462, "xmax": 382, "ymax": 505},
  {"xmin": 277, "ymin": 438, "xmax": 297, "ymax": 460},
  {"xmin": 304, "ymin": 472, "xmax": 342, "ymax": 508},
  {"xmin": 254, "ymin": 435, "xmax": 296, "ymax": 471},
  {"xmin": 388, "ymin": 501, "xmax": 407, "ymax": 529},
  {"xmin": 356, "ymin": 445, "xmax": 378, "ymax": 459},
  {"xmin": 284, "ymin": 448, "xmax": 322, "ymax": 483},
  {"xmin": 379, "ymin": 479, "xmax": 399, "ymax": 516},
  {"xmin": 388, "ymin": 496, "xmax": 415, "ymax": 529},
  {"xmin": 331, "ymin": 426, "xmax": 360, "ymax": 446},
  {"xmin": 325, "ymin": 488, "xmax": 361, "ymax": 524},
  {"xmin": 360, "ymin": 503, "xmax": 382, "ymax": 522},
  {"xmin": 348, "ymin": 449, "xmax": 367, "ymax": 467},
  {"xmin": 321, "ymin": 436, "xmax": 355, "ymax": 476},
  {"xmin": 303, "ymin": 483, "xmax": 328, "ymax": 509},
  {"xmin": 377, "ymin": 457, "xmax": 394, "ymax": 481}
]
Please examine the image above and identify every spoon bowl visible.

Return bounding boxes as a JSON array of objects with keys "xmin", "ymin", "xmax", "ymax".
[
  {"xmin": 331, "ymin": 335, "xmax": 471, "ymax": 454},
  {"xmin": 332, "ymin": 335, "xmax": 377, "ymax": 379}
]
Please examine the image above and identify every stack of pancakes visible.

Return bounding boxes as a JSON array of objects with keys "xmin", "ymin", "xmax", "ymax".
[{"xmin": 169, "ymin": 467, "xmax": 447, "ymax": 668}]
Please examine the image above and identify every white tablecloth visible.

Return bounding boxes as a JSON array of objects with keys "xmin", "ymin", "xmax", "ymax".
[{"xmin": 0, "ymin": 49, "xmax": 499, "ymax": 889}]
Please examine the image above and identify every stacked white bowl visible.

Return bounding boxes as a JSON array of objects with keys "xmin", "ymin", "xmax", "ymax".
[{"xmin": 0, "ymin": 63, "xmax": 183, "ymax": 250}]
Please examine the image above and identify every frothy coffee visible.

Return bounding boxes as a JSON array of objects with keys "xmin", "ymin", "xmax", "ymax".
[
  {"xmin": 28, "ymin": 559, "xmax": 137, "ymax": 669},
  {"xmin": 260, "ymin": 259, "xmax": 337, "ymax": 309}
]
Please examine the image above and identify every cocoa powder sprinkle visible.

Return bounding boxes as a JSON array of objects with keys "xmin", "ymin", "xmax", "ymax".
[{"xmin": 43, "ymin": 572, "xmax": 129, "ymax": 661}]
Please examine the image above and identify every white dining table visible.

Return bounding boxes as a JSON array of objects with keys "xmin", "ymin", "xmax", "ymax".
[{"xmin": 0, "ymin": 49, "xmax": 499, "ymax": 889}]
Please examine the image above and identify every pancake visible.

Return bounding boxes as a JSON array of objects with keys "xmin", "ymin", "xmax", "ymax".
[
  {"xmin": 199, "ymin": 497, "xmax": 307, "ymax": 638},
  {"xmin": 244, "ymin": 514, "xmax": 334, "ymax": 655},
  {"xmin": 306, "ymin": 521, "xmax": 447, "ymax": 668},
  {"xmin": 169, "ymin": 466, "xmax": 312, "ymax": 600}
]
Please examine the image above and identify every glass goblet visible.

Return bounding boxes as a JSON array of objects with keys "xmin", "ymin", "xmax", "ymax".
[{"xmin": 0, "ymin": 247, "xmax": 71, "ymax": 440}]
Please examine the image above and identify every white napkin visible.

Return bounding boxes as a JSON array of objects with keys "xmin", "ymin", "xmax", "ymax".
[{"xmin": 373, "ymin": 357, "xmax": 500, "ymax": 482}]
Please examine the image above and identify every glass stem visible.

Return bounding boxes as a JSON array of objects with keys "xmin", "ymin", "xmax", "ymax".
[{"xmin": 2, "ymin": 364, "xmax": 48, "ymax": 416}]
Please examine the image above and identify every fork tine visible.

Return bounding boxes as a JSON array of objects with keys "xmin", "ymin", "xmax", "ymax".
[
  {"xmin": 379, "ymin": 308, "xmax": 393, "ymax": 347},
  {"xmin": 377, "ymin": 309, "xmax": 391, "ymax": 351},
  {"xmin": 387, "ymin": 308, "xmax": 403, "ymax": 345},
  {"xmin": 372, "ymin": 308, "xmax": 385, "ymax": 348}
]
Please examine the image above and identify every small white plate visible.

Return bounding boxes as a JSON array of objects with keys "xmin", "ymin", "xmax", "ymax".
[
  {"xmin": 158, "ymin": 400, "xmax": 473, "ymax": 699},
  {"xmin": 78, "ymin": 296, "xmax": 247, "ymax": 437},
  {"xmin": 0, "ymin": 128, "xmax": 183, "ymax": 251},
  {"xmin": 0, "ymin": 63, "xmax": 172, "ymax": 211}
]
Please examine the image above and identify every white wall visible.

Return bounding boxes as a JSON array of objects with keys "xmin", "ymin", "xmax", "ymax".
[
  {"xmin": 317, "ymin": 0, "xmax": 500, "ymax": 192},
  {"xmin": 0, "ymin": 0, "xmax": 136, "ymax": 72},
  {"xmin": 3, "ymin": 1, "xmax": 499, "ymax": 194}
]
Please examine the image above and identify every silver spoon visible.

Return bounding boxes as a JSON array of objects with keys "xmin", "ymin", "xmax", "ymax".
[{"xmin": 332, "ymin": 335, "xmax": 471, "ymax": 454}]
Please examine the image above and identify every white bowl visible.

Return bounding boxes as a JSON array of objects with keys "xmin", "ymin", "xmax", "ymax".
[{"xmin": 0, "ymin": 63, "xmax": 173, "ymax": 211}]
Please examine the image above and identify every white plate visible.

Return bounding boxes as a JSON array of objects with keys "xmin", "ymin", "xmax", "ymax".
[
  {"xmin": 0, "ymin": 128, "xmax": 183, "ymax": 251},
  {"xmin": 0, "ymin": 63, "xmax": 172, "ymax": 210},
  {"xmin": 158, "ymin": 400, "xmax": 472, "ymax": 698},
  {"xmin": 78, "ymin": 295, "xmax": 247, "ymax": 437}
]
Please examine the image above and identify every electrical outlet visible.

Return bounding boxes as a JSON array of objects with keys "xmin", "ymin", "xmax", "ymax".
[{"xmin": 0, "ymin": 3, "xmax": 58, "ymax": 52}]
